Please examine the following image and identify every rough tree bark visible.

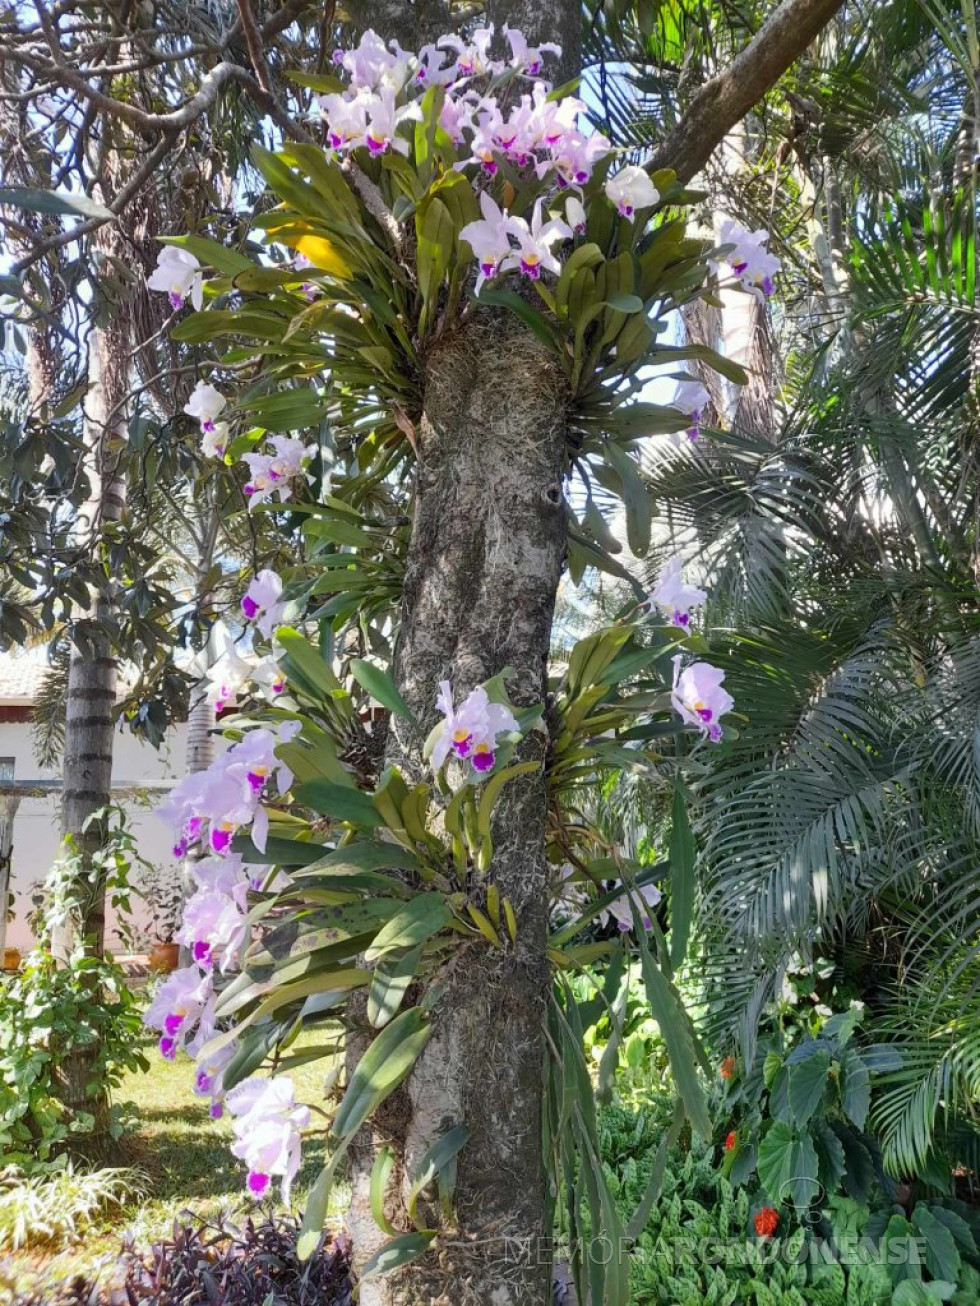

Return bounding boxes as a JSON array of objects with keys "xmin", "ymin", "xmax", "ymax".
[{"xmin": 347, "ymin": 313, "xmax": 568, "ymax": 1306}]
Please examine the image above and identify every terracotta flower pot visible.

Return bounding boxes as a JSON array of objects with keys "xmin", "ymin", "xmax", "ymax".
[
  {"xmin": 2, "ymin": 947, "xmax": 20, "ymax": 972},
  {"xmin": 149, "ymin": 941, "xmax": 180, "ymax": 974}
]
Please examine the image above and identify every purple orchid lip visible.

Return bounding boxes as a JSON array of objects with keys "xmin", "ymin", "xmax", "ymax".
[
  {"xmin": 732, "ymin": 260, "xmax": 748, "ymax": 274},
  {"xmin": 202, "ymin": 419, "xmax": 215, "ymax": 433},
  {"xmin": 673, "ymin": 611, "xmax": 690, "ymax": 627},
  {"xmin": 451, "ymin": 733, "xmax": 473, "ymax": 758},
  {"xmin": 366, "ymin": 134, "xmax": 387, "ymax": 156},
  {"xmin": 169, "ymin": 291, "xmax": 183, "ymax": 310},
  {"xmin": 328, "ymin": 131, "xmax": 345, "ymax": 150},
  {"xmin": 471, "ymin": 749, "xmax": 495, "ymax": 772},
  {"xmin": 173, "ymin": 838, "xmax": 188, "ymax": 858},
  {"xmin": 480, "ymin": 159, "xmax": 498, "ymax": 176},
  {"xmin": 520, "ymin": 259, "xmax": 542, "ymax": 280},
  {"xmin": 211, "ymin": 826, "xmax": 233, "ymax": 853},
  {"xmin": 272, "ymin": 679, "xmax": 285, "ymax": 694},
  {"xmin": 709, "ymin": 724, "xmax": 723, "ymax": 742},
  {"xmin": 248, "ymin": 1171, "xmax": 271, "ymax": 1197},
  {"xmin": 241, "ymin": 595, "xmax": 259, "ymax": 619},
  {"xmin": 480, "ymin": 260, "xmax": 497, "ymax": 278},
  {"xmin": 268, "ymin": 469, "xmax": 282, "ymax": 481},
  {"xmin": 193, "ymin": 941, "xmax": 213, "ymax": 967},
  {"xmin": 195, "ymin": 1071, "xmax": 212, "ymax": 1094},
  {"xmin": 164, "ymin": 1013, "xmax": 185, "ymax": 1036},
  {"xmin": 619, "ymin": 203, "xmax": 634, "ymax": 217},
  {"xmin": 247, "ymin": 770, "xmax": 266, "ymax": 793},
  {"xmin": 697, "ymin": 707, "xmax": 713, "ymax": 722},
  {"xmin": 331, "ymin": 48, "xmax": 344, "ymax": 65},
  {"xmin": 159, "ymin": 1036, "xmax": 177, "ymax": 1061},
  {"xmin": 527, "ymin": 59, "xmax": 542, "ymax": 75},
  {"xmin": 762, "ymin": 276, "xmax": 774, "ymax": 295},
  {"xmin": 210, "ymin": 1101, "xmax": 224, "ymax": 1119}
]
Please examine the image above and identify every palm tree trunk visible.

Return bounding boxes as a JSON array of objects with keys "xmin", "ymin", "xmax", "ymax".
[{"xmin": 53, "ymin": 313, "xmax": 129, "ymax": 961}]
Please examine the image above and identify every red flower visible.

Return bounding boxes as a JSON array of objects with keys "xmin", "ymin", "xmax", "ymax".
[
  {"xmin": 720, "ymin": 1056, "xmax": 736, "ymax": 1080},
  {"xmin": 724, "ymin": 1130, "xmax": 737, "ymax": 1151},
  {"xmin": 754, "ymin": 1206, "xmax": 780, "ymax": 1238}
]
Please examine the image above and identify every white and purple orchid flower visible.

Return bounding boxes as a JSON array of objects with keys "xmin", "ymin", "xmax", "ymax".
[
  {"xmin": 671, "ymin": 655, "xmax": 734, "ymax": 743},
  {"xmin": 438, "ymin": 26, "xmax": 498, "ymax": 79},
  {"xmin": 193, "ymin": 1040, "xmax": 239, "ymax": 1119},
  {"xmin": 502, "ymin": 199, "xmax": 572, "ymax": 281},
  {"xmin": 364, "ymin": 85, "xmax": 423, "ymax": 156},
  {"xmin": 460, "ymin": 192, "xmax": 515, "ymax": 293},
  {"xmin": 143, "ymin": 965, "xmax": 213, "ymax": 1060},
  {"xmin": 183, "ymin": 381, "xmax": 226, "ymax": 435},
  {"xmin": 148, "ymin": 245, "xmax": 204, "ymax": 311},
  {"xmin": 205, "ymin": 644, "xmax": 252, "ymax": 714},
  {"xmin": 714, "ymin": 219, "xmax": 780, "ymax": 298},
  {"xmin": 227, "ymin": 1077, "xmax": 311, "ymax": 1204},
  {"xmin": 672, "ymin": 380, "xmax": 710, "ymax": 441},
  {"xmin": 503, "ymin": 25, "xmax": 562, "ymax": 77},
  {"xmin": 241, "ymin": 435, "xmax": 315, "ymax": 507},
  {"xmin": 432, "ymin": 681, "xmax": 519, "ymax": 774},
  {"xmin": 646, "ymin": 555, "xmax": 707, "ymax": 630},
  {"xmin": 241, "ymin": 569, "xmax": 285, "ymax": 638},
  {"xmin": 605, "ymin": 165, "xmax": 659, "ymax": 220},
  {"xmin": 600, "ymin": 881, "xmax": 663, "ymax": 932},
  {"xmin": 178, "ymin": 884, "xmax": 249, "ymax": 972}
]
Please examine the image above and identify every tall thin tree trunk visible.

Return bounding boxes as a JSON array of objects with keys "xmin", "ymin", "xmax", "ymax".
[
  {"xmin": 346, "ymin": 310, "xmax": 568, "ymax": 1305},
  {"xmin": 53, "ymin": 314, "xmax": 129, "ymax": 961}
]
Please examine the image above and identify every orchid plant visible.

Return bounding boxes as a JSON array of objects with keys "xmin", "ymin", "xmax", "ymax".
[{"xmin": 141, "ymin": 22, "xmax": 766, "ymax": 1291}]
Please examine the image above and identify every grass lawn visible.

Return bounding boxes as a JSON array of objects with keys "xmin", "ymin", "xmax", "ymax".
[{"xmin": 0, "ymin": 1032, "xmax": 348, "ymax": 1297}]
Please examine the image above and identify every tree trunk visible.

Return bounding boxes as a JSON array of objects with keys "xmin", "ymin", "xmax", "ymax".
[
  {"xmin": 52, "ymin": 307, "xmax": 130, "ymax": 962},
  {"xmin": 346, "ymin": 307, "xmax": 568, "ymax": 1305}
]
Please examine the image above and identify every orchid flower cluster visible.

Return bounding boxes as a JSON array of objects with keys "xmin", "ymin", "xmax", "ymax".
[
  {"xmin": 643, "ymin": 554, "xmax": 735, "ymax": 744},
  {"xmin": 178, "ymin": 379, "xmax": 316, "ymax": 507},
  {"xmin": 315, "ymin": 27, "xmax": 665, "ymax": 290},
  {"xmin": 143, "ymin": 705, "xmax": 308, "ymax": 1196},
  {"xmin": 204, "ymin": 638, "xmax": 286, "ymax": 715},
  {"xmin": 155, "ymin": 719, "xmax": 299, "ymax": 860},
  {"xmin": 431, "ymin": 680, "xmax": 519, "ymax": 775}
]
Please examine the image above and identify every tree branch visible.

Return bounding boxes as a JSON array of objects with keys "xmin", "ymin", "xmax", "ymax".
[{"xmin": 648, "ymin": 0, "xmax": 845, "ymax": 183}]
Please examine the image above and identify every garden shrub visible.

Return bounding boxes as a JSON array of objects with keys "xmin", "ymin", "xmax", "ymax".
[{"xmin": 0, "ymin": 949, "xmax": 147, "ymax": 1163}]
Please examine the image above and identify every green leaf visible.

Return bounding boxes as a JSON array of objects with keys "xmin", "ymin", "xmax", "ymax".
[
  {"xmin": 605, "ymin": 442, "xmax": 651, "ymax": 556},
  {"xmin": 331, "ymin": 1007, "xmax": 431, "ymax": 1143},
  {"xmin": 913, "ymin": 1206, "xmax": 961, "ymax": 1283},
  {"xmin": 350, "ymin": 658, "xmax": 415, "ymax": 722},
  {"xmin": 369, "ymin": 1145, "xmax": 398, "ymax": 1237},
  {"xmin": 757, "ymin": 1121, "xmax": 820, "ymax": 1212},
  {"xmin": 162, "ymin": 233, "xmax": 255, "ymax": 277},
  {"xmin": 238, "ymin": 388, "xmax": 327, "ymax": 431},
  {"xmin": 406, "ymin": 1123, "xmax": 469, "ymax": 1220},
  {"xmin": 475, "ymin": 760, "xmax": 541, "ymax": 840},
  {"xmin": 365, "ymin": 894, "xmax": 451, "ymax": 962},
  {"xmin": 604, "ymin": 292, "xmax": 644, "ymax": 313},
  {"xmin": 360, "ymin": 1232, "xmax": 434, "ymax": 1280},
  {"xmin": 294, "ymin": 780, "xmax": 384, "ymax": 828},
  {"xmin": 669, "ymin": 779, "xmax": 695, "ymax": 969},
  {"xmin": 788, "ymin": 1048, "xmax": 831, "ymax": 1125},
  {"xmin": 633, "ymin": 922, "xmax": 711, "ymax": 1138},
  {"xmin": 0, "ymin": 187, "xmax": 112, "ymax": 220},
  {"xmin": 416, "ymin": 195, "xmax": 455, "ymax": 310},
  {"xmin": 368, "ymin": 945, "xmax": 423, "ymax": 1027},
  {"xmin": 840, "ymin": 1047, "xmax": 871, "ymax": 1129}
]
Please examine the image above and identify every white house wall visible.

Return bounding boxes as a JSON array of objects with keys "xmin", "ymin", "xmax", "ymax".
[{"xmin": 2, "ymin": 719, "xmax": 206, "ymax": 955}]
